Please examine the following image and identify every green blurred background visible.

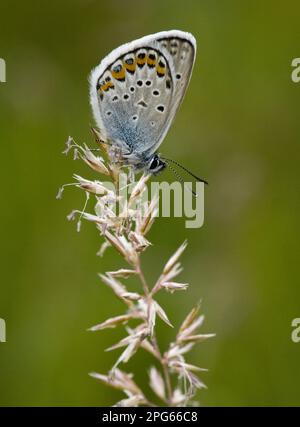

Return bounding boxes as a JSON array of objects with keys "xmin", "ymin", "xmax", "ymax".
[{"xmin": 0, "ymin": 0, "xmax": 300, "ymax": 406}]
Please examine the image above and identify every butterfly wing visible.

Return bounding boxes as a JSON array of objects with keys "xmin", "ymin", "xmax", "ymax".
[{"xmin": 89, "ymin": 30, "xmax": 196, "ymax": 165}]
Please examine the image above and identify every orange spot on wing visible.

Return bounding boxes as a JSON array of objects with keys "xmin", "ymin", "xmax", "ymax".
[
  {"xmin": 100, "ymin": 81, "xmax": 114, "ymax": 91},
  {"xmin": 136, "ymin": 55, "xmax": 146, "ymax": 66},
  {"xmin": 156, "ymin": 65, "xmax": 166, "ymax": 77},
  {"xmin": 111, "ymin": 67, "xmax": 126, "ymax": 81},
  {"xmin": 124, "ymin": 60, "xmax": 136, "ymax": 73},
  {"xmin": 147, "ymin": 57, "xmax": 156, "ymax": 67}
]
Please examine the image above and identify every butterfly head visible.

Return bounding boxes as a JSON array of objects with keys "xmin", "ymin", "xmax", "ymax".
[{"xmin": 147, "ymin": 153, "xmax": 167, "ymax": 175}]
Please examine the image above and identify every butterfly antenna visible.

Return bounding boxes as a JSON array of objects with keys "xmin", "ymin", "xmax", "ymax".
[
  {"xmin": 161, "ymin": 156, "xmax": 208, "ymax": 185},
  {"xmin": 164, "ymin": 160, "xmax": 198, "ymax": 197}
]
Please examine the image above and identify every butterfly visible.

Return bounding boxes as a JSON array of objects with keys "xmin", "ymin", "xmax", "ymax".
[{"xmin": 89, "ymin": 30, "xmax": 207, "ymax": 185}]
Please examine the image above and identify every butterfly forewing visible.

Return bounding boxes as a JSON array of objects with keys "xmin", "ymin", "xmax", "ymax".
[
  {"xmin": 90, "ymin": 30, "xmax": 196, "ymax": 165},
  {"xmin": 152, "ymin": 34, "xmax": 196, "ymax": 153}
]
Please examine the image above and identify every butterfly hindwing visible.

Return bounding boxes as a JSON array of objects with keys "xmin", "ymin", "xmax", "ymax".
[
  {"xmin": 92, "ymin": 46, "xmax": 174, "ymax": 161},
  {"xmin": 89, "ymin": 30, "xmax": 196, "ymax": 164}
]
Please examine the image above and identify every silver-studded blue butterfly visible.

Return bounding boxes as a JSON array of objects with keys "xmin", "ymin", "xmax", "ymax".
[{"xmin": 90, "ymin": 30, "xmax": 206, "ymax": 186}]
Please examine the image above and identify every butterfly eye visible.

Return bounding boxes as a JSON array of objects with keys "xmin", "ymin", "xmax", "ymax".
[
  {"xmin": 150, "ymin": 156, "xmax": 159, "ymax": 170},
  {"xmin": 149, "ymin": 155, "xmax": 166, "ymax": 173}
]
